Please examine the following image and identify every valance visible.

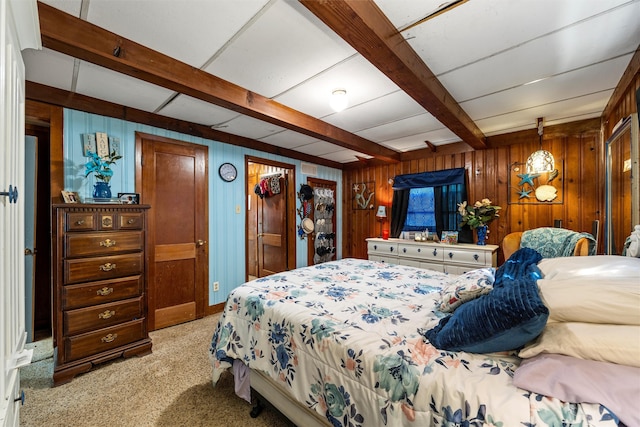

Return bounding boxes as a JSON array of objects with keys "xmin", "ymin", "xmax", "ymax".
[{"xmin": 392, "ymin": 167, "xmax": 466, "ymax": 190}]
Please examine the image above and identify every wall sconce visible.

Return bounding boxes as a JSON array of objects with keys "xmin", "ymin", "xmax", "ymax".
[
  {"xmin": 330, "ymin": 89, "xmax": 348, "ymax": 112},
  {"xmin": 526, "ymin": 117, "xmax": 555, "ymax": 173},
  {"xmin": 376, "ymin": 205, "xmax": 387, "ymax": 238}
]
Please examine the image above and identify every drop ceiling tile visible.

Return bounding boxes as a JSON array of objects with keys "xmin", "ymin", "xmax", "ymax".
[
  {"xmin": 438, "ymin": 4, "xmax": 640, "ymax": 101},
  {"xmin": 260, "ymin": 131, "xmax": 321, "ymax": 150},
  {"xmin": 84, "ymin": 0, "xmax": 269, "ymax": 68},
  {"xmin": 319, "ymin": 149, "xmax": 371, "ymax": 163},
  {"xmin": 323, "ymin": 90, "xmax": 426, "ymax": 133},
  {"xmin": 75, "ymin": 62, "xmax": 175, "ymax": 112},
  {"xmin": 462, "ymin": 55, "xmax": 629, "ymax": 121},
  {"xmin": 220, "ymin": 115, "xmax": 287, "ymax": 140},
  {"xmin": 274, "ymin": 55, "xmax": 401, "ymax": 118},
  {"xmin": 374, "ymin": 0, "xmax": 458, "ymax": 30},
  {"xmin": 40, "ymin": 0, "xmax": 82, "ymax": 17},
  {"xmin": 23, "ymin": 48, "xmax": 75, "ymax": 90},
  {"xmin": 476, "ymin": 90, "xmax": 612, "ymax": 136},
  {"xmin": 400, "ymin": 0, "xmax": 633, "ymax": 75},
  {"xmin": 356, "ymin": 112, "xmax": 443, "ymax": 143},
  {"xmin": 159, "ymin": 94, "xmax": 240, "ymax": 127},
  {"xmin": 204, "ymin": 0, "xmax": 355, "ymax": 98},
  {"xmin": 379, "ymin": 128, "xmax": 460, "ymax": 152},
  {"xmin": 294, "ymin": 141, "xmax": 345, "ymax": 157}
]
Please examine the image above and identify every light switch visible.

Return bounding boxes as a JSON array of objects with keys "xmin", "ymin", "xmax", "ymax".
[{"xmin": 235, "ymin": 205, "xmax": 241, "ymax": 214}]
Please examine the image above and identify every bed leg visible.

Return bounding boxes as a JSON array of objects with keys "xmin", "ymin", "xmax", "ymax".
[{"xmin": 250, "ymin": 396, "xmax": 265, "ymax": 418}]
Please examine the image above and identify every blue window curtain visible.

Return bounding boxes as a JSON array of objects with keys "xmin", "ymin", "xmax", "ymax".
[{"xmin": 390, "ymin": 167, "xmax": 472, "ymax": 243}]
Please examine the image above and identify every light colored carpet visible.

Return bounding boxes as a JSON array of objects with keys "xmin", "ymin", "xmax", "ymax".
[{"xmin": 20, "ymin": 314, "xmax": 291, "ymax": 426}]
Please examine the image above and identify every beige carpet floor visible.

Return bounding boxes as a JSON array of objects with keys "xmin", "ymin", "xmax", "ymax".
[{"xmin": 20, "ymin": 314, "xmax": 291, "ymax": 426}]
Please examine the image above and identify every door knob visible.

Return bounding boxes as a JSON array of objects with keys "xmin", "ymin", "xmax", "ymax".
[
  {"xmin": 197, "ymin": 239, "xmax": 206, "ymax": 247},
  {"xmin": 24, "ymin": 248, "xmax": 36, "ymax": 256}
]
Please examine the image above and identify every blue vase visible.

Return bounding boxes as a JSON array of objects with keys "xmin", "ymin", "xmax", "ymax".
[
  {"xmin": 93, "ymin": 181, "xmax": 112, "ymax": 199},
  {"xmin": 476, "ymin": 225, "xmax": 488, "ymax": 245}
]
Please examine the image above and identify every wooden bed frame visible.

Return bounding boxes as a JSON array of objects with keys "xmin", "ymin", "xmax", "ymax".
[{"xmin": 250, "ymin": 369, "xmax": 329, "ymax": 426}]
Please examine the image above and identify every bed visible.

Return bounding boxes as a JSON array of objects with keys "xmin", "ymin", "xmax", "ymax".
[{"xmin": 209, "ymin": 251, "xmax": 640, "ymax": 426}]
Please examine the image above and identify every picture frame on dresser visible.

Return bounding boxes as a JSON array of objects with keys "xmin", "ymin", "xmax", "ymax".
[
  {"xmin": 118, "ymin": 192, "xmax": 139, "ymax": 204},
  {"xmin": 61, "ymin": 190, "xmax": 79, "ymax": 203}
]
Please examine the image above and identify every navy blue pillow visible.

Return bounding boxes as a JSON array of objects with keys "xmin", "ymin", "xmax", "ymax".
[{"xmin": 424, "ymin": 248, "xmax": 548, "ymax": 353}]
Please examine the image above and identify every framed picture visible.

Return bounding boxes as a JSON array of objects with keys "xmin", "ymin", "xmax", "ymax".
[
  {"xmin": 61, "ymin": 190, "xmax": 79, "ymax": 204},
  {"xmin": 82, "ymin": 133, "xmax": 96, "ymax": 156},
  {"xmin": 118, "ymin": 192, "xmax": 139, "ymax": 204},
  {"xmin": 441, "ymin": 231, "xmax": 459, "ymax": 244}
]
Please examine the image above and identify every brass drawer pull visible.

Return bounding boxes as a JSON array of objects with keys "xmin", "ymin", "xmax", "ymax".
[
  {"xmin": 96, "ymin": 287, "xmax": 113, "ymax": 296},
  {"xmin": 99, "ymin": 310, "xmax": 115, "ymax": 319},
  {"xmin": 101, "ymin": 333, "xmax": 117, "ymax": 343},
  {"xmin": 127, "ymin": 218, "xmax": 135, "ymax": 224},
  {"xmin": 99, "ymin": 263, "xmax": 116, "ymax": 272},
  {"xmin": 100, "ymin": 239, "xmax": 116, "ymax": 248},
  {"xmin": 76, "ymin": 219, "xmax": 85, "ymax": 225}
]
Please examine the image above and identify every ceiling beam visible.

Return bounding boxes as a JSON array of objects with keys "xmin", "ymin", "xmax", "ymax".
[
  {"xmin": 36, "ymin": 2, "xmax": 401, "ymax": 163},
  {"xmin": 300, "ymin": 0, "xmax": 487, "ymax": 150},
  {"xmin": 25, "ymin": 81, "xmax": 345, "ymax": 170}
]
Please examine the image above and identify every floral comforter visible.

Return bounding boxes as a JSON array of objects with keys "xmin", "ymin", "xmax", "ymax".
[{"xmin": 209, "ymin": 258, "xmax": 618, "ymax": 427}]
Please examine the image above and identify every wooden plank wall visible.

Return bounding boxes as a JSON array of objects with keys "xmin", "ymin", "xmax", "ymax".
[{"xmin": 342, "ymin": 119, "xmax": 604, "ymax": 263}]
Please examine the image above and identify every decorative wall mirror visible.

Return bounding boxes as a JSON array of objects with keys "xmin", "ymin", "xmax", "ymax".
[{"xmin": 605, "ymin": 113, "xmax": 639, "ymax": 254}]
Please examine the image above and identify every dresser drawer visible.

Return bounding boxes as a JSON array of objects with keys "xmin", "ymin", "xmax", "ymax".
[
  {"xmin": 64, "ymin": 319, "xmax": 147, "ymax": 362},
  {"xmin": 119, "ymin": 212, "xmax": 144, "ymax": 230},
  {"xmin": 66, "ymin": 212, "xmax": 95, "ymax": 231},
  {"xmin": 442, "ymin": 248, "xmax": 487, "ymax": 266},
  {"xmin": 63, "ymin": 276, "xmax": 143, "ymax": 309},
  {"xmin": 398, "ymin": 243, "xmax": 445, "ymax": 262},
  {"xmin": 64, "ymin": 297, "xmax": 144, "ymax": 335},
  {"xmin": 65, "ymin": 231, "xmax": 143, "ymax": 257},
  {"xmin": 64, "ymin": 253, "xmax": 143, "ymax": 284},
  {"xmin": 367, "ymin": 241, "xmax": 397, "ymax": 255}
]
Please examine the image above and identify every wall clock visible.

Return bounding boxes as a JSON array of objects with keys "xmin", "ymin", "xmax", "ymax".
[{"xmin": 219, "ymin": 162, "xmax": 237, "ymax": 182}]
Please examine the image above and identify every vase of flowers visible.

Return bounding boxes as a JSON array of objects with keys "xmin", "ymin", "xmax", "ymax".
[
  {"xmin": 85, "ymin": 150, "xmax": 122, "ymax": 199},
  {"xmin": 458, "ymin": 198, "xmax": 502, "ymax": 245}
]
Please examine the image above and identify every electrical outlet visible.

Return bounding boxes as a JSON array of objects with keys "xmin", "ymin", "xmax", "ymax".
[
  {"xmin": 213, "ymin": 281, "xmax": 219, "ymax": 292},
  {"xmin": 235, "ymin": 205, "xmax": 241, "ymax": 214}
]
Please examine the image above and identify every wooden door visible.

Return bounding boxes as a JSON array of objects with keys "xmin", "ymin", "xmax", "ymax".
[
  {"xmin": 258, "ymin": 175, "xmax": 287, "ymax": 276},
  {"xmin": 24, "ymin": 136, "xmax": 37, "ymax": 342},
  {"xmin": 136, "ymin": 133, "xmax": 208, "ymax": 330},
  {"xmin": 245, "ymin": 158, "xmax": 297, "ymax": 279}
]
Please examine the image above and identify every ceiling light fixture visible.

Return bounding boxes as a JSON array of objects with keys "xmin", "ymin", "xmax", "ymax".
[
  {"xmin": 330, "ymin": 89, "xmax": 348, "ymax": 112},
  {"xmin": 526, "ymin": 117, "xmax": 555, "ymax": 173}
]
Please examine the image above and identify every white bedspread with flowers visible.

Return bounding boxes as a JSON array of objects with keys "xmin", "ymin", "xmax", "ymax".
[{"xmin": 209, "ymin": 258, "xmax": 619, "ymax": 427}]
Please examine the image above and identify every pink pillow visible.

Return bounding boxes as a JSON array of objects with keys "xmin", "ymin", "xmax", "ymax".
[{"xmin": 514, "ymin": 353, "xmax": 640, "ymax": 426}]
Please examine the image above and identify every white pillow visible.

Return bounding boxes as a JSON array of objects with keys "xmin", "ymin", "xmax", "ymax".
[
  {"xmin": 538, "ymin": 277, "xmax": 640, "ymax": 325},
  {"xmin": 538, "ymin": 255, "xmax": 640, "ymax": 280},
  {"xmin": 438, "ymin": 268, "xmax": 495, "ymax": 313},
  {"xmin": 518, "ymin": 322, "xmax": 640, "ymax": 367}
]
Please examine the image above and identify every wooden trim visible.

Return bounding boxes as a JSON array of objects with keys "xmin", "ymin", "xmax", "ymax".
[
  {"xmin": 602, "ymin": 44, "xmax": 640, "ymax": 120},
  {"xmin": 36, "ymin": 2, "xmax": 400, "ymax": 163},
  {"xmin": 205, "ymin": 302, "xmax": 225, "ymax": 317},
  {"xmin": 154, "ymin": 302, "xmax": 196, "ymax": 330},
  {"xmin": 300, "ymin": 0, "xmax": 486, "ymax": 150}
]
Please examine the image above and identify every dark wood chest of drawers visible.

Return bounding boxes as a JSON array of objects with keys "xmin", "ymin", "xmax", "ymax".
[{"xmin": 52, "ymin": 204, "xmax": 152, "ymax": 385}]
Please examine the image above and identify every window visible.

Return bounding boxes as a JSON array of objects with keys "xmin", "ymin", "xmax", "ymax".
[{"xmin": 403, "ymin": 187, "xmax": 436, "ymax": 231}]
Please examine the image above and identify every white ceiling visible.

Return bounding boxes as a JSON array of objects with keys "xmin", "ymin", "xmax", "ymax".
[{"xmin": 23, "ymin": 0, "xmax": 640, "ymax": 164}]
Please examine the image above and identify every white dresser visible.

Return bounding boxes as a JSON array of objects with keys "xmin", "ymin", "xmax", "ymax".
[{"xmin": 366, "ymin": 238, "xmax": 498, "ymax": 274}]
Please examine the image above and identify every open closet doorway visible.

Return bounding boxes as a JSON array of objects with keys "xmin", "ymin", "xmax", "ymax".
[{"xmin": 246, "ymin": 157, "xmax": 296, "ymax": 281}]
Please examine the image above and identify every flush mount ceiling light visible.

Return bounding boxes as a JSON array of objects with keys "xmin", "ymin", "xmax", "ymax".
[
  {"xmin": 330, "ymin": 89, "xmax": 348, "ymax": 112},
  {"xmin": 526, "ymin": 117, "xmax": 555, "ymax": 173}
]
